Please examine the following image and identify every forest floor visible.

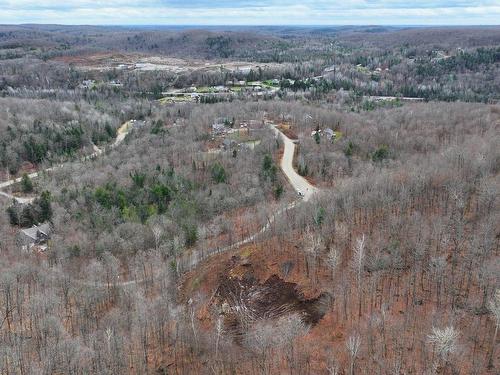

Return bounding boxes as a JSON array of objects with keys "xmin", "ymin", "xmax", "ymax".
[{"xmin": 178, "ymin": 235, "xmax": 341, "ymax": 373}]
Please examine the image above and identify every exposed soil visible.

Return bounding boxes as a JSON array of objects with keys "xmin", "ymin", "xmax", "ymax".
[
  {"xmin": 213, "ymin": 255, "xmax": 330, "ymax": 339},
  {"xmin": 52, "ymin": 52, "xmax": 285, "ymax": 73},
  {"xmin": 276, "ymin": 123, "xmax": 298, "ymax": 140},
  {"xmin": 53, "ymin": 52, "xmax": 137, "ymax": 67}
]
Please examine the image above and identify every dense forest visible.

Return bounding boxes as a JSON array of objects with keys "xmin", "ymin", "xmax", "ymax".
[
  {"xmin": 0, "ymin": 25, "xmax": 498, "ymax": 374},
  {"xmin": 0, "ymin": 97, "xmax": 120, "ymax": 175},
  {"xmin": 1, "ymin": 25, "xmax": 499, "ymax": 102}
]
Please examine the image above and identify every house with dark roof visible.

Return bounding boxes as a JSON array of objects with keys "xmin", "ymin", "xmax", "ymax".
[
  {"xmin": 18, "ymin": 223, "xmax": 51, "ymax": 252},
  {"xmin": 222, "ymin": 138, "xmax": 238, "ymax": 150}
]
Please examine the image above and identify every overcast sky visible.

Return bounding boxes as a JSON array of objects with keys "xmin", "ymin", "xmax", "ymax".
[{"xmin": 1, "ymin": 1, "xmax": 499, "ymax": 25}]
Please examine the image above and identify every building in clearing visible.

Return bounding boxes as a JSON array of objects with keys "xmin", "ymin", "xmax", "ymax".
[
  {"xmin": 212, "ymin": 122, "xmax": 227, "ymax": 135},
  {"xmin": 222, "ymin": 138, "xmax": 238, "ymax": 150},
  {"xmin": 324, "ymin": 128, "xmax": 336, "ymax": 140},
  {"xmin": 18, "ymin": 223, "xmax": 51, "ymax": 252}
]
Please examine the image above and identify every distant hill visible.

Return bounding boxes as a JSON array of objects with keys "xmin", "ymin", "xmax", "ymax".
[{"xmin": 1, "ymin": 24, "xmax": 499, "ymax": 60}]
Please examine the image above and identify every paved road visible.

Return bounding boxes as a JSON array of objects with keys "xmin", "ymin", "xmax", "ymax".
[
  {"xmin": 0, "ymin": 121, "xmax": 132, "ymax": 203},
  {"xmin": 179, "ymin": 122, "xmax": 318, "ymax": 271},
  {"xmin": 0, "ymin": 120, "xmax": 318, "ymax": 289},
  {"xmin": 268, "ymin": 122, "xmax": 318, "ymax": 201},
  {"xmin": 75, "ymin": 123, "xmax": 320, "ymax": 288}
]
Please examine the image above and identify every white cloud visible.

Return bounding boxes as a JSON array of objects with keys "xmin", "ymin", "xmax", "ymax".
[{"xmin": 0, "ymin": 0, "xmax": 498, "ymax": 24}]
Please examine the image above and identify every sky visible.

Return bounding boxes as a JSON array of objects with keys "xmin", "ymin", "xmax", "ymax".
[{"xmin": 1, "ymin": 0, "xmax": 499, "ymax": 25}]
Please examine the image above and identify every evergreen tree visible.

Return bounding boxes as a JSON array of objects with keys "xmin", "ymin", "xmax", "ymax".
[
  {"xmin": 36, "ymin": 191, "xmax": 52, "ymax": 223},
  {"xmin": 21, "ymin": 173, "xmax": 34, "ymax": 193}
]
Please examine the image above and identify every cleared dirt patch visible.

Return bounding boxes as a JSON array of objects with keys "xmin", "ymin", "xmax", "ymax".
[
  {"xmin": 276, "ymin": 123, "xmax": 298, "ymax": 140},
  {"xmin": 213, "ymin": 255, "xmax": 330, "ymax": 339},
  {"xmin": 53, "ymin": 52, "xmax": 286, "ymax": 74}
]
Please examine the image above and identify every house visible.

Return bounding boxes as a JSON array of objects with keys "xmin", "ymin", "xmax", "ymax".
[
  {"xmin": 248, "ymin": 119, "xmax": 264, "ymax": 129},
  {"xmin": 80, "ymin": 79, "xmax": 95, "ymax": 89},
  {"xmin": 324, "ymin": 65, "xmax": 336, "ymax": 73},
  {"xmin": 229, "ymin": 80, "xmax": 246, "ymax": 86},
  {"xmin": 311, "ymin": 128, "xmax": 336, "ymax": 141},
  {"xmin": 129, "ymin": 119, "xmax": 146, "ymax": 129},
  {"xmin": 227, "ymin": 126, "xmax": 249, "ymax": 137},
  {"xmin": 108, "ymin": 80, "xmax": 123, "ymax": 87},
  {"xmin": 212, "ymin": 122, "xmax": 227, "ymax": 135},
  {"xmin": 222, "ymin": 138, "xmax": 238, "ymax": 150},
  {"xmin": 324, "ymin": 128, "xmax": 336, "ymax": 140},
  {"xmin": 18, "ymin": 223, "xmax": 51, "ymax": 252}
]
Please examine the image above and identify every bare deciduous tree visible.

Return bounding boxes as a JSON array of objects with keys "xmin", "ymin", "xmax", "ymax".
[
  {"xmin": 151, "ymin": 224, "xmax": 163, "ymax": 251},
  {"xmin": 346, "ymin": 333, "xmax": 361, "ymax": 375},
  {"xmin": 428, "ymin": 326, "xmax": 459, "ymax": 372},
  {"xmin": 327, "ymin": 247, "xmax": 340, "ymax": 281},
  {"xmin": 488, "ymin": 289, "xmax": 500, "ymax": 368},
  {"xmin": 351, "ymin": 234, "xmax": 366, "ymax": 318},
  {"xmin": 215, "ymin": 315, "xmax": 223, "ymax": 359},
  {"xmin": 304, "ymin": 226, "xmax": 324, "ymax": 282}
]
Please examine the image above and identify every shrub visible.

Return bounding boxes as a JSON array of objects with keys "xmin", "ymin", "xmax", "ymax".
[
  {"xmin": 184, "ymin": 224, "xmax": 198, "ymax": 247},
  {"xmin": 372, "ymin": 145, "xmax": 389, "ymax": 162},
  {"xmin": 211, "ymin": 162, "xmax": 227, "ymax": 184},
  {"xmin": 274, "ymin": 184, "xmax": 284, "ymax": 199},
  {"xmin": 21, "ymin": 173, "xmax": 34, "ymax": 193}
]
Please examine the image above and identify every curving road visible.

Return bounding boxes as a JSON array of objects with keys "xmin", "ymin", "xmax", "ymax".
[
  {"xmin": 0, "ymin": 121, "xmax": 132, "ymax": 204},
  {"xmin": 76, "ymin": 122, "xmax": 319, "ymax": 288},
  {"xmin": 269, "ymin": 122, "xmax": 318, "ymax": 201},
  {"xmin": 165, "ymin": 121, "xmax": 318, "ymax": 273},
  {"xmin": 1, "ymin": 119, "xmax": 317, "ymax": 288}
]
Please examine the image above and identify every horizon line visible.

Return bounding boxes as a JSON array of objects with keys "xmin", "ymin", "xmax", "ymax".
[{"xmin": 2, "ymin": 23, "xmax": 500, "ymax": 27}]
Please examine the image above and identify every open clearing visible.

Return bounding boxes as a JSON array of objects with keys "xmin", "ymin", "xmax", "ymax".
[
  {"xmin": 53, "ymin": 52, "xmax": 286, "ymax": 73},
  {"xmin": 215, "ymin": 255, "xmax": 330, "ymax": 340}
]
